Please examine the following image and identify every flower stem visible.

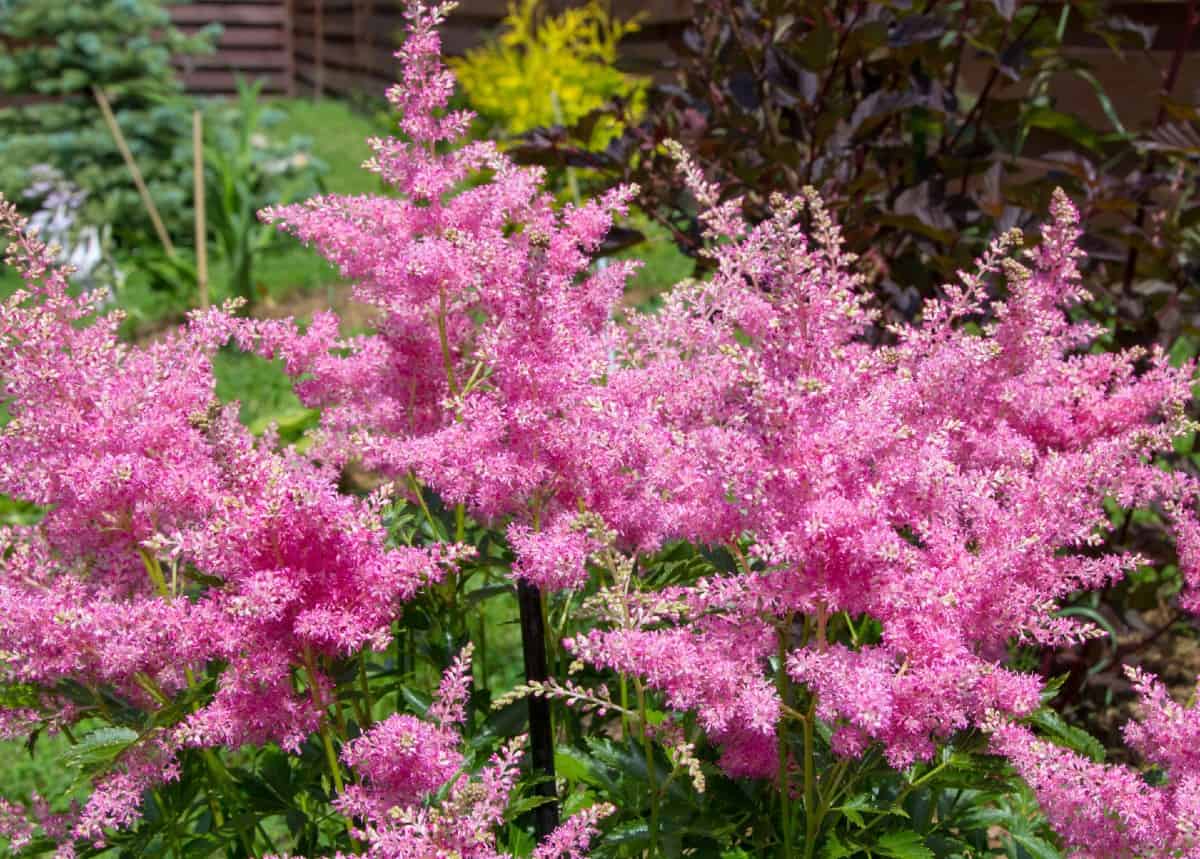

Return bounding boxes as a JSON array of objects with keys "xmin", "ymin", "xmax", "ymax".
[
  {"xmin": 777, "ymin": 618, "xmax": 794, "ymax": 857},
  {"xmin": 635, "ymin": 679, "xmax": 660, "ymax": 853},
  {"xmin": 357, "ymin": 652, "xmax": 374, "ymax": 727},
  {"xmin": 301, "ymin": 648, "xmax": 347, "ymax": 797},
  {"xmin": 802, "ymin": 696, "xmax": 817, "ymax": 859}
]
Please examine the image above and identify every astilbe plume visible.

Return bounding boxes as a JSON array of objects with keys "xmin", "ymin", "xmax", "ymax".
[
  {"xmin": 567, "ymin": 165, "xmax": 1200, "ymax": 774},
  {"xmin": 241, "ymin": 0, "xmax": 672, "ymax": 592},
  {"xmin": 5, "ymin": 0, "xmax": 1200, "ymax": 854},
  {"xmin": 0, "ymin": 197, "xmax": 453, "ymax": 850},
  {"xmin": 988, "ymin": 664, "xmax": 1200, "ymax": 857},
  {"xmin": 243, "ymin": 0, "xmax": 1200, "ymax": 789},
  {"xmin": 271, "ymin": 649, "xmax": 611, "ymax": 859}
]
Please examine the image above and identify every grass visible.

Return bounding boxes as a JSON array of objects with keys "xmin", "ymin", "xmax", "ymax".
[
  {"xmin": 617, "ymin": 214, "xmax": 695, "ymax": 307},
  {"xmin": 266, "ymin": 98, "xmax": 388, "ymax": 198}
]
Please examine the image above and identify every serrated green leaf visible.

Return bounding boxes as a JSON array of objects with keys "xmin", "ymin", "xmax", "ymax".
[
  {"xmin": 836, "ymin": 793, "xmax": 873, "ymax": 827},
  {"xmin": 61, "ymin": 726, "xmax": 139, "ymax": 770},
  {"xmin": 558, "ymin": 746, "xmax": 604, "ymax": 784},
  {"xmin": 876, "ymin": 829, "xmax": 935, "ymax": 859},
  {"xmin": 1027, "ymin": 709, "xmax": 1105, "ymax": 762},
  {"xmin": 820, "ymin": 831, "xmax": 856, "ymax": 859},
  {"xmin": 503, "ymin": 793, "xmax": 557, "ymax": 821},
  {"xmin": 1012, "ymin": 832, "xmax": 1062, "ymax": 859}
]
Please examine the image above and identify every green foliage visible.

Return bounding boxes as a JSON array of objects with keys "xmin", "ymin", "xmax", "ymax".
[
  {"xmin": 0, "ymin": 0, "xmax": 216, "ymax": 254},
  {"xmin": 199, "ymin": 79, "xmax": 327, "ymax": 304},
  {"xmin": 451, "ymin": 0, "xmax": 646, "ymax": 148},
  {"xmin": 264, "ymin": 98, "xmax": 386, "ymax": 197},
  {"xmin": 212, "ymin": 350, "xmax": 310, "ymax": 437}
]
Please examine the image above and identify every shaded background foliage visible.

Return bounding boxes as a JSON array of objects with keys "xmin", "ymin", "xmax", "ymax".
[
  {"xmin": 515, "ymin": 0, "xmax": 1196, "ymax": 343},
  {"xmin": 0, "ymin": 0, "xmax": 217, "ymax": 252}
]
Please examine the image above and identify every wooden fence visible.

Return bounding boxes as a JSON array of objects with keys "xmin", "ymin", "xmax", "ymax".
[
  {"xmin": 171, "ymin": 1, "xmax": 296, "ymax": 95},
  {"xmin": 166, "ymin": 0, "xmax": 1200, "ymax": 131},
  {"xmin": 286, "ymin": 0, "xmax": 689, "ymax": 100}
]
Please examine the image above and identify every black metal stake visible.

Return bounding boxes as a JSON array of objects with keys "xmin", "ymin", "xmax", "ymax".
[{"xmin": 516, "ymin": 579, "xmax": 559, "ymax": 839}]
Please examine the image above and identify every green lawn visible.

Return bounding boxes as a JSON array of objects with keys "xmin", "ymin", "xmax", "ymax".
[{"xmin": 266, "ymin": 97, "xmax": 388, "ymax": 198}]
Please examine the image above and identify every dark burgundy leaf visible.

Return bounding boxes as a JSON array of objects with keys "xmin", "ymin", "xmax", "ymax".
[{"xmin": 887, "ymin": 15, "xmax": 945, "ymax": 48}]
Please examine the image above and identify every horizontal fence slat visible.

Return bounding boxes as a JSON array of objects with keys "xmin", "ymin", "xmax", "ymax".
[
  {"xmin": 296, "ymin": 59, "xmax": 390, "ymax": 96},
  {"xmin": 182, "ymin": 68, "xmax": 289, "ymax": 92},
  {"xmin": 188, "ymin": 47, "xmax": 290, "ymax": 71},
  {"xmin": 172, "ymin": 3, "xmax": 285, "ymax": 26},
  {"xmin": 178, "ymin": 25, "xmax": 286, "ymax": 47}
]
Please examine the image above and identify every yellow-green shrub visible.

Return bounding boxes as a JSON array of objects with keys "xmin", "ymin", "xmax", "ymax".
[{"xmin": 451, "ymin": 0, "xmax": 645, "ymax": 148}]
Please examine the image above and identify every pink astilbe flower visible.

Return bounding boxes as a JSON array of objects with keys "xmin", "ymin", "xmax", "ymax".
[
  {"xmin": 72, "ymin": 738, "xmax": 180, "ymax": 848},
  {"xmin": 336, "ymin": 646, "xmax": 473, "ymax": 823},
  {"xmin": 0, "ymin": 193, "xmax": 453, "ymax": 845},
  {"xmin": 276, "ymin": 658, "xmax": 610, "ymax": 859},
  {"xmin": 242, "ymin": 0, "xmax": 660, "ymax": 586},
  {"xmin": 988, "ymin": 668, "xmax": 1200, "ymax": 858},
  {"xmin": 566, "ymin": 176, "xmax": 1199, "ymax": 772},
  {"xmin": 338, "ymin": 737, "xmax": 611, "ymax": 859},
  {"xmin": 567, "ymin": 623, "xmax": 780, "ymax": 777},
  {"xmin": 0, "ymin": 798, "xmax": 35, "ymax": 854},
  {"xmin": 530, "ymin": 802, "xmax": 612, "ymax": 859}
]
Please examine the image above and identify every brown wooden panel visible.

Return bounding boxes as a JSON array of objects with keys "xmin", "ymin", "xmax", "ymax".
[
  {"xmin": 284, "ymin": 0, "xmax": 297, "ymax": 95},
  {"xmin": 171, "ymin": 4, "xmax": 285, "ymax": 26},
  {"xmin": 294, "ymin": 14, "xmax": 405, "ymax": 39},
  {"xmin": 296, "ymin": 59, "xmax": 390, "ymax": 95},
  {"xmin": 182, "ymin": 69, "xmax": 288, "ymax": 92},
  {"xmin": 177, "ymin": 26, "xmax": 285, "ymax": 47},
  {"xmin": 190, "ymin": 47, "xmax": 290, "ymax": 70}
]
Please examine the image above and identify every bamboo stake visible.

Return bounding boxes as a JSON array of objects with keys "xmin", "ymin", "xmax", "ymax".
[
  {"xmin": 91, "ymin": 85, "xmax": 176, "ymax": 258},
  {"xmin": 192, "ymin": 109, "xmax": 209, "ymax": 309}
]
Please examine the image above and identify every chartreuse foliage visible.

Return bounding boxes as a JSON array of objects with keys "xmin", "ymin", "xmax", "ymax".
[
  {"xmin": 0, "ymin": 3, "xmax": 1199, "ymax": 859},
  {"xmin": 450, "ymin": 0, "xmax": 645, "ymax": 148}
]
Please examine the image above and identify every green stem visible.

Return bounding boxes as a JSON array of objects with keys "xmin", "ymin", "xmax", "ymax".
[
  {"xmin": 358, "ymin": 652, "xmax": 375, "ymax": 727},
  {"xmin": 777, "ymin": 618, "xmax": 795, "ymax": 857},
  {"xmin": 302, "ymin": 649, "xmax": 347, "ymax": 797},
  {"xmin": 436, "ymin": 287, "xmax": 460, "ymax": 398},
  {"xmin": 139, "ymin": 548, "xmax": 170, "ymax": 598},
  {"xmin": 407, "ymin": 472, "xmax": 448, "ymax": 541},
  {"xmin": 154, "ymin": 789, "xmax": 183, "ymax": 858},
  {"xmin": 178, "ymin": 668, "xmax": 227, "ymax": 834},
  {"xmin": 858, "ymin": 759, "xmax": 951, "ymax": 836},
  {"xmin": 141, "ymin": 548, "xmax": 245, "ymax": 844},
  {"xmin": 802, "ymin": 698, "xmax": 817, "ymax": 859},
  {"xmin": 635, "ymin": 679, "xmax": 660, "ymax": 853},
  {"xmin": 319, "ymin": 722, "xmax": 345, "ymax": 795},
  {"xmin": 201, "ymin": 749, "xmax": 256, "ymax": 852}
]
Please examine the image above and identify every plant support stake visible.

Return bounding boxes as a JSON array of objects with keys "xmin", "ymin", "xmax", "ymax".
[
  {"xmin": 92, "ymin": 85, "xmax": 176, "ymax": 259},
  {"xmin": 193, "ymin": 110, "xmax": 208, "ymax": 309},
  {"xmin": 517, "ymin": 579, "xmax": 559, "ymax": 839}
]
